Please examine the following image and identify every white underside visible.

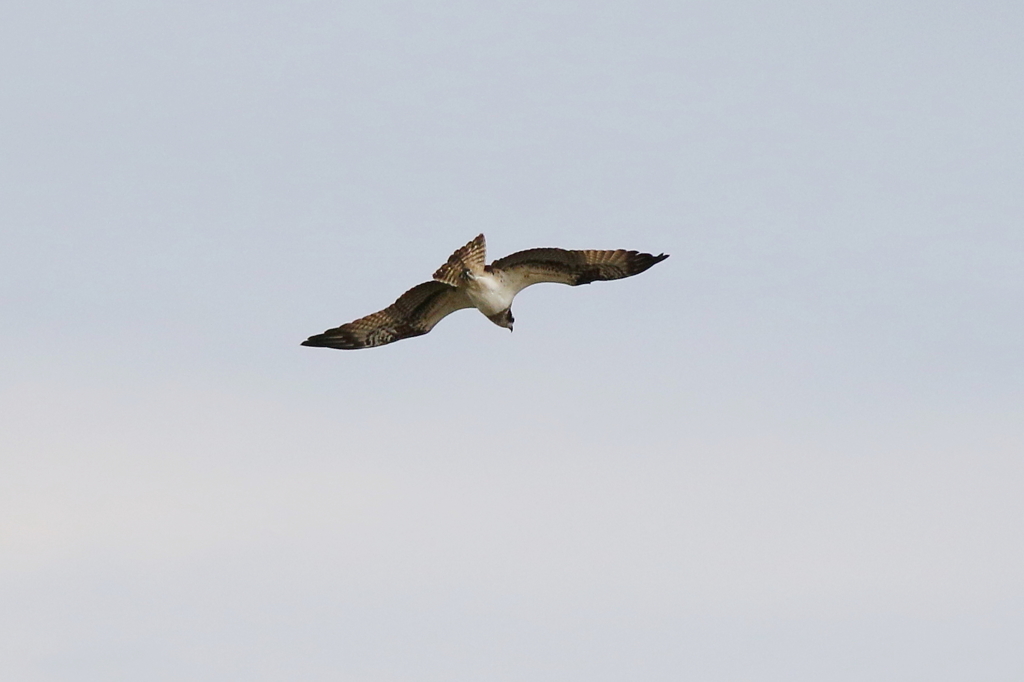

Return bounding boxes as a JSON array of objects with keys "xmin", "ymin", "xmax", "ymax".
[{"xmin": 464, "ymin": 271, "xmax": 516, "ymax": 317}]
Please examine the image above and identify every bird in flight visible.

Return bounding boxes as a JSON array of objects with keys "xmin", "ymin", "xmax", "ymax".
[{"xmin": 302, "ymin": 234, "xmax": 668, "ymax": 350}]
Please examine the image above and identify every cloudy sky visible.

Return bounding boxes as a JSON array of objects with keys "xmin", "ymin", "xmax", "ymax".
[{"xmin": 2, "ymin": 1, "xmax": 1023, "ymax": 680}]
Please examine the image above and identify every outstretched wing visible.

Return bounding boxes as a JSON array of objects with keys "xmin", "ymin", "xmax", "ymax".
[
  {"xmin": 302, "ymin": 281, "xmax": 473, "ymax": 350},
  {"xmin": 491, "ymin": 248, "xmax": 669, "ymax": 294}
]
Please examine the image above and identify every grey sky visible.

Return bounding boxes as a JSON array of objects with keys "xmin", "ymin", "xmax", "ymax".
[{"xmin": 2, "ymin": 1, "xmax": 1023, "ymax": 680}]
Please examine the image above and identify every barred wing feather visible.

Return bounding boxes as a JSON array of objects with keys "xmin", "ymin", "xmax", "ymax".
[
  {"xmin": 492, "ymin": 248, "xmax": 669, "ymax": 294},
  {"xmin": 301, "ymin": 281, "xmax": 473, "ymax": 350}
]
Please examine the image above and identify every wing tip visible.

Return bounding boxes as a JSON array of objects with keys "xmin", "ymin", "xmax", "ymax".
[
  {"xmin": 629, "ymin": 251, "xmax": 669, "ymax": 275},
  {"xmin": 301, "ymin": 330, "xmax": 363, "ymax": 350}
]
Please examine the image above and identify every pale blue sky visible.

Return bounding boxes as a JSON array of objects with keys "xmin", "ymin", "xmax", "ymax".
[{"xmin": 2, "ymin": 1, "xmax": 1023, "ymax": 680}]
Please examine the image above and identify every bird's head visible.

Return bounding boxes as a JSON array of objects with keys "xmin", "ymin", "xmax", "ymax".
[{"xmin": 488, "ymin": 308, "xmax": 514, "ymax": 331}]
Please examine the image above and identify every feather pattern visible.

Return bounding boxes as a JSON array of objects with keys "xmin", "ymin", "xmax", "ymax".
[
  {"xmin": 433, "ymin": 233, "xmax": 487, "ymax": 286},
  {"xmin": 301, "ymin": 281, "xmax": 472, "ymax": 350},
  {"xmin": 491, "ymin": 248, "xmax": 669, "ymax": 294}
]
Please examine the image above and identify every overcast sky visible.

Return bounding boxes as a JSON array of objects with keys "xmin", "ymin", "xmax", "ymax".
[{"xmin": 2, "ymin": 1, "xmax": 1023, "ymax": 680}]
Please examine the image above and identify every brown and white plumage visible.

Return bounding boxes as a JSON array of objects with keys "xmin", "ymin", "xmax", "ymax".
[
  {"xmin": 301, "ymin": 281, "xmax": 472, "ymax": 350},
  {"xmin": 491, "ymin": 247, "xmax": 669, "ymax": 291},
  {"xmin": 302, "ymin": 234, "xmax": 668, "ymax": 350}
]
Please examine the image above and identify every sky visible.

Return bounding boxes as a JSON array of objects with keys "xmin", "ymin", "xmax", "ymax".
[{"xmin": 2, "ymin": 0, "xmax": 1023, "ymax": 680}]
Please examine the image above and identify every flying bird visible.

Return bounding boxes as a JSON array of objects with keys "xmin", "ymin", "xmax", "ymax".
[{"xmin": 302, "ymin": 234, "xmax": 668, "ymax": 350}]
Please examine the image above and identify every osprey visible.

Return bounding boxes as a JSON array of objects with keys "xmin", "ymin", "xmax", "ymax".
[{"xmin": 302, "ymin": 234, "xmax": 668, "ymax": 350}]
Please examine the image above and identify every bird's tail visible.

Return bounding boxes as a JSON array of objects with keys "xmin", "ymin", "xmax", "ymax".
[{"xmin": 433, "ymin": 233, "xmax": 486, "ymax": 286}]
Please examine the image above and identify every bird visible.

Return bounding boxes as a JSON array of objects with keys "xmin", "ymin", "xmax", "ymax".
[{"xmin": 301, "ymin": 234, "xmax": 668, "ymax": 350}]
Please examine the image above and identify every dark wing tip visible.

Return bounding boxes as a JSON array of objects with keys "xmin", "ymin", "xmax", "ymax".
[
  {"xmin": 627, "ymin": 251, "xmax": 669, "ymax": 275},
  {"xmin": 300, "ymin": 329, "xmax": 365, "ymax": 350}
]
